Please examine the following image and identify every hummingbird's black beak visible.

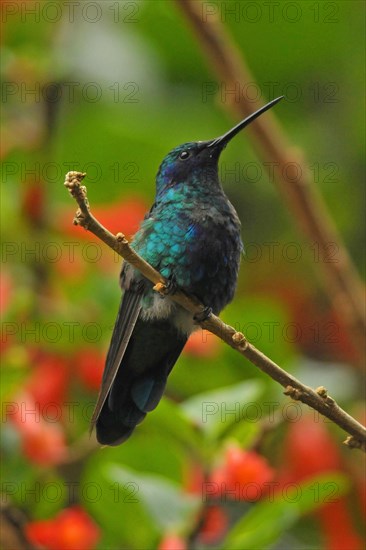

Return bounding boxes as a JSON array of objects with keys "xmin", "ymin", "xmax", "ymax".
[{"xmin": 208, "ymin": 96, "xmax": 284, "ymax": 150}]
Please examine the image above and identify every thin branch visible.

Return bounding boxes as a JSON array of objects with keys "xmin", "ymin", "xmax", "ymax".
[
  {"xmin": 64, "ymin": 171, "xmax": 366, "ymax": 452},
  {"xmin": 175, "ymin": 0, "xmax": 366, "ymax": 366},
  {"xmin": 0, "ymin": 502, "xmax": 35, "ymax": 550}
]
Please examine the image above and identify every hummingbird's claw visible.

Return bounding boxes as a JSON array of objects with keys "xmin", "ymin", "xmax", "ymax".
[
  {"xmin": 194, "ymin": 306, "xmax": 213, "ymax": 323},
  {"xmin": 164, "ymin": 275, "xmax": 178, "ymax": 296}
]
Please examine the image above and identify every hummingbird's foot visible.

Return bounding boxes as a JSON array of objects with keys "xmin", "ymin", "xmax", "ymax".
[
  {"xmin": 194, "ymin": 306, "xmax": 213, "ymax": 323},
  {"xmin": 164, "ymin": 275, "xmax": 178, "ymax": 296}
]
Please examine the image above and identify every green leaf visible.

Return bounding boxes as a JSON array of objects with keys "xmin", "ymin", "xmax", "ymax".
[
  {"xmin": 31, "ymin": 474, "xmax": 67, "ymax": 520},
  {"xmin": 222, "ymin": 297, "xmax": 296, "ymax": 372},
  {"xmin": 181, "ymin": 380, "xmax": 264, "ymax": 440},
  {"xmin": 82, "ymin": 463, "xmax": 158, "ymax": 549},
  {"xmin": 223, "ymin": 473, "xmax": 350, "ymax": 550},
  {"xmin": 142, "ymin": 397, "xmax": 203, "ymax": 453},
  {"xmin": 107, "ymin": 464, "xmax": 200, "ymax": 533},
  {"xmin": 0, "ymin": 350, "xmax": 29, "ymax": 401},
  {"xmin": 83, "ymin": 432, "xmax": 185, "ymax": 491},
  {"xmin": 83, "ymin": 461, "xmax": 199, "ymax": 548}
]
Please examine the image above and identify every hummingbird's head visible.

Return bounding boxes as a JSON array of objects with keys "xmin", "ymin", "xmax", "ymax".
[
  {"xmin": 155, "ymin": 140, "xmax": 221, "ymax": 200},
  {"xmin": 155, "ymin": 96, "xmax": 284, "ymax": 202}
]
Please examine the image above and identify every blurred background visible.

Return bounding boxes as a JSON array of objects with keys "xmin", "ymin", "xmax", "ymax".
[{"xmin": 1, "ymin": 1, "xmax": 365, "ymax": 549}]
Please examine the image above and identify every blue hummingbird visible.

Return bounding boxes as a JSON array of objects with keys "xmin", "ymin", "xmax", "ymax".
[{"xmin": 92, "ymin": 97, "xmax": 283, "ymax": 445}]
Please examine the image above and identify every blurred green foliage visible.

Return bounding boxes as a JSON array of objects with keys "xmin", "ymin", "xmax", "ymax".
[{"xmin": 1, "ymin": 1, "xmax": 365, "ymax": 549}]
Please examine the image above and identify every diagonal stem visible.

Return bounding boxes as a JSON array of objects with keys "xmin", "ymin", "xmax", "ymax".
[{"xmin": 64, "ymin": 171, "xmax": 366, "ymax": 452}]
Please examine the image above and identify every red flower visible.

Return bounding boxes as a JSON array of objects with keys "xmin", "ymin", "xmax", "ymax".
[
  {"xmin": 184, "ymin": 329, "xmax": 220, "ymax": 358},
  {"xmin": 319, "ymin": 499, "xmax": 363, "ymax": 550},
  {"xmin": 22, "ymin": 421, "xmax": 67, "ymax": 466},
  {"xmin": 184, "ymin": 462, "xmax": 205, "ymax": 495},
  {"xmin": 198, "ymin": 505, "xmax": 228, "ymax": 544},
  {"xmin": 0, "ymin": 268, "xmax": 13, "ymax": 315},
  {"xmin": 26, "ymin": 506, "xmax": 100, "ymax": 550},
  {"xmin": 0, "ymin": 269, "xmax": 14, "ymax": 352},
  {"xmin": 56, "ymin": 196, "xmax": 148, "ymax": 276},
  {"xmin": 283, "ymin": 414, "xmax": 342, "ymax": 479},
  {"xmin": 26, "ymin": 520, "xmax": 55, "ymax": 549},
  {"xmin": 281, "ymin": 414, "xmax": 363, "ymax": 550},
  {"xmin": 93, "ymin": 198, "xmax": 148, "ymax": 237},
  {"xmin": 26, "ymin": 351, "xmax": 70, "ymax": 412},
  {"xmin": 54, "ymin": 251, "xmax": 86, "ymax": 279},
  {"xmin": 59, "ymin": 196, "xmax": 147, "ymax": 241},
  {"xmin": 209, "ymin": 444, "xmax": 274, "ymax": 501},
  {"xmin": 21, "ymin": 180, "xmax": 44, "ymax": 226},
  {"xmin": 75, "ymin": 349, "xmax": 104, "ymax": 391},
  {"xmin": 158, "ymin": 534, "xmax": 187, "ymax": 550},
  {"xmin": 10, "ymin": 392, "xmax": 67, "ymax": 466}
]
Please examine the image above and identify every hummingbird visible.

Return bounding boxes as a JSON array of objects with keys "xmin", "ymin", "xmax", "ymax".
[{"xmin": 92, "ymin": 97, "xmax": 283, "ymax": 445}]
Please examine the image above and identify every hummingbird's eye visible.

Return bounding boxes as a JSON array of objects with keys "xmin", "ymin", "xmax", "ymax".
[{"xmin": 179, "ymin": 151, "xmax": 190, "ymax": 160}]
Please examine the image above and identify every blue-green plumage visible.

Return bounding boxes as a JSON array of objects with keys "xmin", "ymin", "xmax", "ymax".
[{"xmin": 92, "ymin": 97, "xmax": 283, "ymax": 445}]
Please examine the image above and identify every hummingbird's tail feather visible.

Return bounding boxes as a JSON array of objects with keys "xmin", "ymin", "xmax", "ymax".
[
  {"xmin": 95, "ymin": 316, "xmax": 187, "ymax": 446},
  {"xmin": 131, "ymin": 375, "xmax": 168, "ymax": 412},
  {"xmin": 90, "ymin": 287, "xmax": 144, "ymax": 431}
]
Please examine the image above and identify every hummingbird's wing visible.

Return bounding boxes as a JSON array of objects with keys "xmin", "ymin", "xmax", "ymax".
[{"xmin": 90, "ymin": 286, "xmax": 143, "ymax": 430}]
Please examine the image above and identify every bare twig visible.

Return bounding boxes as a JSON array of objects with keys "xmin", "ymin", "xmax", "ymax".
[
  {"xmin": 175, "ymin": 0, "xmax": 366, "ymax": 366},
  {"xmin": 64, "ymin": 171, "xmax": 366, "ymax": 452},
  {"xmin": 0, "ymin": 501, "xmax": 34, "ymax": 550}
]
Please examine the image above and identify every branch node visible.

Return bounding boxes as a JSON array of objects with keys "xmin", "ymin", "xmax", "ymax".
[
  {"xmin": 64, "ymin": 172, "xmax": 90, "ymax": 216},
  {"xmin": 194, "ymin": 306, "xmax": 213, "ymax": 323},
  {"xmin": 116, "ymin": 232, "xmax": 127, "ymax": 243},
  {"xmin": 326, "ymin": 396, "xmax": 335, "ymax": 406},
  {"xmin": 73, "ymin": 208, "xmax": 87, "ymax": 228},
  {"xmin": 153, "ymin": 282, "xmax": 167, "ymax": 295},
  {"xmin": 316, "ymin": 385, "xmax": 328, "ymax": 397},
  {"xmin": 284, "ymin": 385, "xmax": 302, "ymax": 400},
  {"xmin": 64, "ymin": 171, "xmax": 86, "ymax": 189},
  {"xmin": 316, "ymin": 386, "xmax": 335, "ymax": 406},
  {"xmin": 232, "ymin": 331, "xmax": 249, "ymax": 350},
  {"xmin": 344, "ymin": 436, "xmax": 366, "ymax": 451}
]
